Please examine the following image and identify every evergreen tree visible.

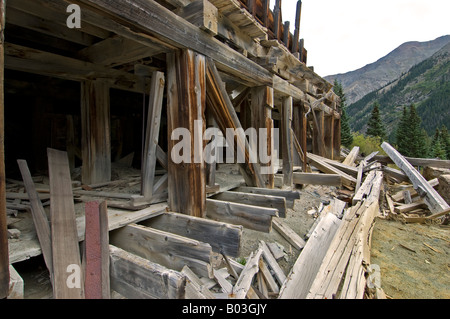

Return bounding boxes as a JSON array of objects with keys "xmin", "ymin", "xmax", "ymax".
[
  {"xmin": 333, "ymin": 80, "xmax": 353, "ymax": 147},
  {"xmin": 396, "ymin": 106, "xmax": 409, "ymax": 155},
  {"xmin": 440, "ymin": 125, "xmax": 450, "ymax": 159},
  {"xmin": 429, "ymin": 127, "xmax": 447, "ymax": 159},
  {"xmin": 366, "ymin": 101, "xmax": 386, "ymax": 141},
  {"xmin": 407, "ymin": 104, "xmax": 428, "ymax": 158}
]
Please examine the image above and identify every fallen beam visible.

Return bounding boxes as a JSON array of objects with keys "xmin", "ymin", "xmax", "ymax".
[
  {"xmin": 306, "ymin": 153, "xmax": 357, "ymax": 187},
  {"xmin": 293, "ymin": 172, "xmax": 342, "ymax": 187},
  {"xmin": 141, "ymin": 211, "xmax": 242, "ymax": 258},
  {"xmin": 233, "ymin": 186, "xmax": 300, "ymax": 209},
  {"xmin": 206, "ymin": 199, "xmax": 278, "ymax": 233},
  {"xmin": 272, "ymin": 217, "xmax": 306, "ymax": 250},
  {"xmin": 213, "ymin": 191, "xmax": 287, "ymax": 218},
  {"xmin": 109, "ymin": 245, "xmax": 186, "ymax": 299},
  {"xmin": 110, "ymin": 224, "xmax": 213, "ymax": 278},
  {"xmin": 381, "ymin": 142, "xmax": 449, "ymax": 214}
]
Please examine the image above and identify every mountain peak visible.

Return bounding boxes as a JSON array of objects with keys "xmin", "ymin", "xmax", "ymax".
[{"xmin": 325, "ymin": 35, "xmax": 450, "ymax": 104}]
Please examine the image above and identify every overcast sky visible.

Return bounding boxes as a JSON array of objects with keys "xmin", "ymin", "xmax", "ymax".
[{"xmin": 272, "ymin": 0, "xmax": 450, "ymax": 77}]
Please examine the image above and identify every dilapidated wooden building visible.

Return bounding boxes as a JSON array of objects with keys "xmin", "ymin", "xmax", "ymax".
[{"xmin": 0, "ymin": 0, "xmax": 343, "ymax": 299}]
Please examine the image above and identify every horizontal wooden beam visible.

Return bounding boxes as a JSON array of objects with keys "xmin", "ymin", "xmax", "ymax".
[
  {"xmin": 110, "ymin": 224, "xmax": 212, "ymax": 278},
  {"xmin": 206, "ymin": 198, "xmax": 278, "ymax": 233},
  {"xmin": 140, "ymin": 211, "xmax": 242, "ymax": 258},
  {"xmin": 307, "ymin": 153, "xmax": 357, "ymax": 187},
  {"xmin": 213, "ymin": 191, "xmax": 287, "ymax": 218},
  {"xmin": 233, "ymin": 186, "xmax": 300, "ymax": 209},
  {"xmin": 4, "ymin": 43, "xmax": 145, "ymax": 92},
  {"xmin": 293, "ymin": 172, "xmax": 342, "ymax": 187},
  {"xmin": 109, "ymin": 245, "xmax": 186, "ymax": 299},
  {"xmin": 77, "ymin": 0, "xmax": 273, "ymax": 86}
]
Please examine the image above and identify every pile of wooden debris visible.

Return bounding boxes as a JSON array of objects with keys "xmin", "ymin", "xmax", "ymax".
[{"xmin": 5, "ymin": 141, "xmax": 449, "ymax": 299}]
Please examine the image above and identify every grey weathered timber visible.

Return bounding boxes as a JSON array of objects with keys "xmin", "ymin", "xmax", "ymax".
[
  {"xmin": 307, "ymin": 153, "xmax": 357, "ymax": 187},
  {"xmin": 342, "ymin": 146, "xmax": 359, "ymax": 166},
  {"xmin": 233, "ymin": 186, "xmax": 300, "ymax": 209},
  {"xmin": 374, "ymin": 155, "xmax": 450, "ymax": 169},
  {"xmin": 109, "ymin": 245, "xmax": 186, "ymax": 299},
  {"xmin": 206, "ymin": 199, "xmax": 278, "ymax": 233},
  {"xmin": 142, "ymin": 71, "xmax": 165, "ymax": 199},
  {"xmin": 281, "ymin": 96, "xmax": 294, "ymax": 187},
  {"xmin": 48, "ymin": 148, "xmax": 83, "ymax": 299},
  {"xmin": 234, "ymin": 245, "xmax": 263, "ymax": 299},
  {"xmin": 81, "ymin": 80, "xmax": 111, "ymax": 185},
  {"xmin": 17, "ymin": 160, "xmax": 53, "ymax": 283},
  {"xmin": 141, "ymin": 211, "xmax": 242, "ymax": 257},
  {"xmin": 213, "ymin": 191, "xmax": 286, "ymax": 218},
  {"xmin": 381, "ymin": 142, "xmax": 449, "ymax": 214},
  {"xmin": 278, "ymin": 213, "xmax": 342, "ymax": 299},
  {"xmin": 293, "ymin": 172, "xmax": 342, "ymax": 187},
  {"xmin": 110, "ymin": 224, "xmax": 213, "ymax": 278},
  {"xmin": 272, "ymin": 218, "xmax": 306, "ymax": 250}
]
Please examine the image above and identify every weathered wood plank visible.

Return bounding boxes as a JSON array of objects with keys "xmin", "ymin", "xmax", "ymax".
[
  {"xmin": 110, "ymin": 224, "xmax": 213, "ymax": 278},
  {"xmin": 17, "ymin": 160, "xmax": 53, "ymax": 283},
  {"xmin": 293, "ymin": 172, "xmax": 342, "ymax": 187},
  {"xmin": 109, "ymin": 245, "xmax": 186, "ymax": 299},
  {"xmin": 48, "ymin": 148, "xmax": 83, "ymax": 299},
  {"xmin": 206, "ymin": 199, "xmax": 277, "ymax": 233},
  {"xmin": 233, "ymin": 186, "xmax": 300, "ymax": 209},
  {"xmin": 278, "ymin": 213, "xmax": 342, "ymax": 299},
  {"xmin": 142, "ymin": 71, "xmax": 165, "ymax": 199},
  {"xmin": 213, "ymin": 191, "xmax": 286, "ymax": 218},
  {"xmin": 141, "ymin": 211, "xmax": 242, "ymax": 257},
  {"xmin": 233, "ymin": 245, "xmax": 263, "ymax": 299},
  {"xmin": 81, "ymin": 80, "xmax": 111, "ymax": 185},
  {"xmin": 272, "ymin": 217, "xmax": 306, "ymax": 250},
  {"xmin": 342, "ymin": 146, "xmax": 359, "ymax": 166},
  {"xmin": 381, "ymin": 142, "xmax": 450, "ymax": 214},
  {"xmin": 281, "ymin": 96, "xmax": 294, "ymax": 187},
  {"xmin": 306, "ymin": 153, "xmax": 357, "ymax": 187},
  {"xmin": 260, "ymin": 240, "xmax": 286, "ymax": 286}
]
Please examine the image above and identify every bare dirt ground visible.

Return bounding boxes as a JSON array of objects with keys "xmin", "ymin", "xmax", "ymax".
[{"xmin": 370, "ymin": 218, "xmax": 450, "ymax": 299}]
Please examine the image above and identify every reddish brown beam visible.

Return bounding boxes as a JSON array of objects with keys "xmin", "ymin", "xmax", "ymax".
[{"xmin": 84, "ymin": 201, "xmax": 110, "ymax": 299}]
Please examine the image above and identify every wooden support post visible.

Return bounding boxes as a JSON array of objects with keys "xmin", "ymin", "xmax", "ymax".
[
  {"xmin": 281, "ymin": 96, "xmax": 293, "ymax": 187},
  {"xmin": 283, "ymin": 21, "xmax": 290, "ymax": 48},
  {"xmin": 292, "ymin": 1, "xmax": 302, "ymax": 53},
  {"xmin": 273, "ymin": 0, "xmax": 282, "ymax": 41},
  {"xmin": 333, "ymin": 117, "xmax": 341, "ymax": 161},
  {"xmin": 251, "ymin": 86, "xmax": 274, "ymax": 188},
  {"xmin": 48, "ymin": 148, "xmax": 84, "ymax": 299},
  {"xmin": 262, "ymin": 0, "xmax": 270, "ymax": 28},
  {"xmin": 0, "ymin": 0, "xmax": 8, "ymax": 299},
  {"xmin": 81, "ymin": 80, "xmax": 111, "ymax": 185},
  {"xmin": 312, "ymin": 110, "xmax": 326, "ymax": 157},
  {"xmin": 323, "ymin": 114, "xmax": 334, "ymax": 159},
  {"xmin": 142, "ymin": 71, "xmax": 165, "ymax": 199},
  {"xmin": 167, "ymin": 49, "xmax": 206, "ymax": 218}
]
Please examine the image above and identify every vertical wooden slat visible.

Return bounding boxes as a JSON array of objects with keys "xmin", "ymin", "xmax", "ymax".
[
  {"xmin": 292, "ymin": 0, "xmax": 302, "ymax": 53},
  {"xmin": 48, "ymin": 148, "xmax": 84, "ymax": 299},
  {"xmin": 273, "ymin": 0, "xmax": 281, "ymax": 41},
  {"xmin": 283, "ymin": 21, "xmax": 290, "ymax": 48},
  {"xmin": 251, "ymin": 86, "xmax": 274, "ymax": 188},
  {"xmin": 262, "ymin": 0, "xmax": 270, "ymax": 28},
  {"xmin": 81, "ymin": 80, "xmax": 111, "ymax": 185},
  {"xmin": 167, "ymin": 49, "xmax": 206, "ymax": 218},
  {"xmin": 333, "ymin": 117, "xmax": 341, "ymax": 161},
  {"xmin": 0, "ymin": 0, "xmax": 9, "ymax": 299},
  {"xmin": 282, "ymin": 96, "xmax": 293, "ymax": 187},
  {"xmin": 142, "ymin": 71, "xmax": 165, "ymax": 199},
  {"xmin": 84, "ymin": 200, "xmax": 110, "ymax": 299}
]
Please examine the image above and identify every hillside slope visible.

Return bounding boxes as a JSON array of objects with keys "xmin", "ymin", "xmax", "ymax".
[
  {"xmin": 347, "ymin": 42, "xmax": 450, "ymax": 140},
  {"xmin": 325, "ymin": 35, "xmax": 450, "ymax": 105}
]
